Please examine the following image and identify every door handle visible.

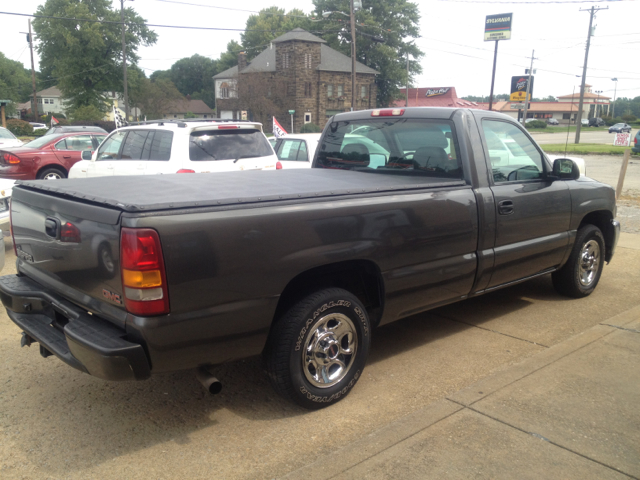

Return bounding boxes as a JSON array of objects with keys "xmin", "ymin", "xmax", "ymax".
[
  {"xmin": 498, "ymin": 200, "xmax": 514, "ymax": 215},
  {"xmin": 63, "ymin": 155, "xmax": 71, "ymax": 159}
]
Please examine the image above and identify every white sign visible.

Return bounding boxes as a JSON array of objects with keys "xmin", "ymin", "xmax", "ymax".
[
  {"xmin": 613, "ymin": 132, "xmax": 631, "ymax": 147},
  {"xmin": 510, "ymin": 103, "xmax": 525, "ymax": 109}
]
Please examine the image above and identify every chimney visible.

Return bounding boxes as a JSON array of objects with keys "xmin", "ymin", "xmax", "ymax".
[{"xmin": 238, "ymin": 52, "xmax": 247, "ymax": 72}]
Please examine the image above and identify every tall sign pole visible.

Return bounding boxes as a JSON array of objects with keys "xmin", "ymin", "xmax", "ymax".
[
  {"xmin": 575, "ymin": 5, "xmax": 607, "ymax": 144},
  {"xmin": 120, "ymin": 0, "xmax": 130, "ymax": 121},
  {"xmin": 28, "ymin": 20, "xmax": 38, "ymax": 121},
  {"xmin": 485, "ymin": 13, "xmax": 512, "ymax": 111},
  {"xmin": 521, "ymin": 50, "xmax": 537, "ymax": 125},
  {"xmin": 350, "ymin": 0, "xmax": 356, "ymax": 112}
]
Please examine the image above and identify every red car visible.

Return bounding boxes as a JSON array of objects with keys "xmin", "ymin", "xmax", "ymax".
[{"xmin": 0, "ymin": 132, "xmax": 107, "ymax": 180}]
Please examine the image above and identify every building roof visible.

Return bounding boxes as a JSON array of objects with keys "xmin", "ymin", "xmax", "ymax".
[
  {"xmin": 392, "ymin": 87, "xmax": 488, "ymax": 109},
  {"xmin": 165, "ymin": 99, "xmax": 214, "ymax": 114},
  {"xmin": 32, "ymin": 86, "xmax": 62, "ymax": 98},
  {"xmin": 213, "ymin": 29, "xmax": 378, "ymax": 78},
  {"xmin": 271, "ymin": 28, "xmax": 326, "ymax": 44},
  {"xmin": 557, "ymin": 92, "xmax": 611, "ymax": 100}
]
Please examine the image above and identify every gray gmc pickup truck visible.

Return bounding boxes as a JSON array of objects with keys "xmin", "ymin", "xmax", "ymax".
[{"xmin": 0, "ymin": 108, "xmax": 620, "ymax": 409}]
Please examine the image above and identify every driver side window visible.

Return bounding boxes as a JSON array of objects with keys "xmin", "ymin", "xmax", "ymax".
[
  {"xmin": 482, "ymin": 120, "xmax": 544, "ymax": 183},
  {"xmin": 97, "ymin": 131, "xmax": 127, "ymax": 161}
]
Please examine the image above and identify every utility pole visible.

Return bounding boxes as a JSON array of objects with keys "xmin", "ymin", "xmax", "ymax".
[
  {"xmin": 488, "ymin": 41, "xmax": 498, "ymax": 111},
  {"xmin": 350, "ymin": 0, "xmax": 356, "ymax": 112},
  {"xmin": 120, "ymin": 0, "xmax": 130, "ymax": 121},
  {"xmin": 521, "ymin": 50, "xmax": 536, "ymax": 125},
  {"xmin": 575, "ymin": 5, "xmax": 607, "ymax": 144},
  {"xmin": 28, "ymin": 20, "xmax": 38, "ymax": 121},
  {"xmin": 611, "ymin": 77, "xmax": 618, "ymax": 118}
]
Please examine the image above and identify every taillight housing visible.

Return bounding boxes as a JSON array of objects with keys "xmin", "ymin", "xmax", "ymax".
[
  {"xmin": 276, "ymin": 161, "xmax": 283, "ymax": 170},
  {"xmin": 120, "ymin": 228, "xmax": 169, "ymax": 316},
  {"xmin": 371, "ymin": 109, "xmax": 405, "ymax": 117},
  {"xmin": 177, "ymin": 169, "xmax": 195, "ymax": 173},
  {"xmin": 60, "ymin": 222, "xmax": 81, "ymax": 243},
  {"xmin": 4, "ymin": 153, "xmax": 21, "ymax": 164}
]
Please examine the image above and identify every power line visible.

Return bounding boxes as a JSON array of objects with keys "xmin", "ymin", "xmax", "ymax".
[
  {"xmin": 152, "ymin": 0, "xmax": 311, "ymax": 18},
  {"xmin": 436, "ymin": 0, "xmax": 632, "ymax": 4}
]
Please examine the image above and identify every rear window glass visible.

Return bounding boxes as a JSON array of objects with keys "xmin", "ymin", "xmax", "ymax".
[
  {"xmin": 24, "ymin": 134, "xmax": 64, "ymax": 149},
  {"xmin": 117, "ymin": 130, "xmax": 173, "ymax": 161},
  {"xmin": 315, "ymin": 119, "xmax": 462, "ymax": 178},
  {"xmin": 189, "ymin": 129, "xmax": 272, "ymax": 161}
]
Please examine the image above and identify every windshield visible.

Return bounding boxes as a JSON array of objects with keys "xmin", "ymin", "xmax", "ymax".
[
  {"xmin": 315, "ymin": 118, "xmax": 462, "ymax": 178},
  {"xmin": 189, "ymin": 129, "xmax": 273, "ymax": 161},
  {"xmin": 23, "ymin": 134, "xmax": 63, "ymax": 149},
  {"xmin": 0, "ymin": 129, "xmax": 17, "ymax": 140}
]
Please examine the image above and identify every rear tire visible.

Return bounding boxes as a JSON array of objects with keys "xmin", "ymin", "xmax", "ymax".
[
  {"xmin": 264, "ymin": 288, "xmax": 371, "ymax": 409},
  {"xmin": 552, "ymin": 225, "xmax": 605, "ymax": 298},
  {"xmin": 37, "ymin": 167, "xmax": 67, "ymax": 180}
]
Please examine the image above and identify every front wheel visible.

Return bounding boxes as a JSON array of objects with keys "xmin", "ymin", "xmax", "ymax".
[
  {"xmin": 552, "ymin": 225, "xmax": 605, "ymax": 298},
  {"xmin": 264, "ymin": 288, "xmax": 371, "ymax": 409}
]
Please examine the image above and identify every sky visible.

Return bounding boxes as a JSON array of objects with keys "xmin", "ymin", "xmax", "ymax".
[{"xmin": 2, "ymin": 0, "xmax": 639, "ymax": 102}]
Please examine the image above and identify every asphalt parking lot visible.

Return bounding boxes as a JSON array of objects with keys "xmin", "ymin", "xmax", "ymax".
[{"xmin": 1, "ymin": 155, "xmax": 638, "ymax": 479}]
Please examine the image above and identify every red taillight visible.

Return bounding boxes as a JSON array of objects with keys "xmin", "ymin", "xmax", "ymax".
[
  {"xmin": 4, "ymin": 153, "xmax": 20, "ymax": 164},
  {"xmin": 10, "ymin": 201, "xmax": 16, "ymax": 256},
  {"xmin": 217, "ymin": 125, "xmax": 239, "ymax": 129},
  {"xmin": 120, "ymin": 228, "xmax": 169, "ymax": 316},
  {"xmin": 276, "ymin": 161, "xmax": 283, "ymax": 170},
  {"xmin": 176, "ymin": 169, "xmax": 195, "ymax": 173},
  {"xmin": 635, "ymin": 137, "xmax": 637, "ymax": 146},
  {"xmin": 60, "ymin": 222, "xmax": 81, "ymax": 243},
  {"xmin": 371, "ymin": 109, "xmax": 405, "ymax": 117}
]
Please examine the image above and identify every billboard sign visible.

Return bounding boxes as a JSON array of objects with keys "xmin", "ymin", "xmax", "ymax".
[
  {"xmin": 485, "ymin": 13, "xmax": 513, "ymax": 41},
  {"xmin": 425, "ymin": 88, "xmax": 450, "ymax": 97},
  {"xmin": 510, "ymin": 75, "xmax": 534, "ymax": 102}
]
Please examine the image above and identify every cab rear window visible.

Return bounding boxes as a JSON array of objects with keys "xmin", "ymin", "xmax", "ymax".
[
  {"xmin": 189, "ymin": 129, "xmax": 272, "ymax": 161},
  {"xmin": 315, "ymin": 119, "xmax": 462, "ymax": 178}
]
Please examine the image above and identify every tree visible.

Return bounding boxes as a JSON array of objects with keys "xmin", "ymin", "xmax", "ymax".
[
  {"xmin": 217, "ymin": 40, "xmax": 243, "ymax": 73},
  {"xmin": 33, "ymin": 0, "xmax": 157, "ymax": 114},
  {"xmin": 167, "ymin": 54, "xmax": 218, "ymax": 108},
  {"xmin": 241, "ymin": 7, "xmax": 315, "ymax": 60},
  {"xmin": 0, "ymin": 53, "xmax": 33, "ymax": 115},
  {"xmin": 135, "ymin": 78, "xmax": 183, "ymax": 120},
  {"xmin": 237, "ymin": 74, "xmax": 288, "ymax": 125},
  {"xmin": 312, "ymin": 0, "xmax": 423, "ymax": 107},
  {"xmin": 71, "ymin": 105, "xmax": 104, "ymax": 121}
]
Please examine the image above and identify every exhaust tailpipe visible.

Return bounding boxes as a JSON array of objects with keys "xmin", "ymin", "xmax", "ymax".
[{"xmin": 196, "ymin": 367, "xmax": 222, "ymax": 395}]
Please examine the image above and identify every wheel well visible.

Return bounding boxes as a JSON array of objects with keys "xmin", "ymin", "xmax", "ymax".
[
  {"xmin": 37, "ymin": 164, "xmax": 67, "ymax": 178},
  {"xmin": 579, "ymin": 210, "xmax": 614, "ymax": 261},
  {"xmin": 273, "ymin": 260, "xmax": 385, "ymax": 328}
]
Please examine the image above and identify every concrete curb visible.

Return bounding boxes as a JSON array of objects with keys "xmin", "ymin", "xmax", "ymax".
[{"xmin": 282, "ymin": 304, "xmax": 640, "ymax": 480}]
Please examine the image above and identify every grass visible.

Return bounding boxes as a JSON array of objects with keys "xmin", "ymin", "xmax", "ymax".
[
  {"xmin": 529, "ymin": 125, "xmax": 610, "ymax": 134},
  {"xmin": 541, "ymin": 143, "xmax": 638, "ymax": 155}
]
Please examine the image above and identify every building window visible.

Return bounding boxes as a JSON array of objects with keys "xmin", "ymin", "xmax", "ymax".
[
  {"xmin": 304, "ymin": 53, "xmax": 312, "ymax": 69},
  {"xmin": 220, "ymin": 82, "xmax": 230, "ymax": 98},
  {"xmin": 327, "ymin": 84, "xmax": 333, "ymax": 98},
  {"xmin": 360, "ymin": 86, "xmax": 367, "ymax": 99},
  {"xmin": 337, "ymin": 85, "xmax": 344, "ymax": 97},
  {"xmin": 562, "ymin": 113, "xmax": 571, "ymax": 120},
  {"xmin": 304, "ymin": 112, "xmax": 311, "ymax": 124},
  {"xmin": 304, "ymin": 82, "xmax": 312, "ymax": 97},
  {"xmin": 287, "ymin": 82, "xmax": 295, "ymax": 97},
  {"xmin": 283, "ymin": 53, "xmax": 290, "ymax": 69}
]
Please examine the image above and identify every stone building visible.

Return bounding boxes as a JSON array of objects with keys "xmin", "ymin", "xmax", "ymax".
[{"xmin": 213, "ymin": 28, "xmax": 379, "ymax": 133}]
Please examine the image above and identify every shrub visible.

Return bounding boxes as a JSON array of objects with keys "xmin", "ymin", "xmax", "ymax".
[
  {"xmin": 71, "ymin": 105, "xmax": 104, "ymax": 122},
  {"xmin": 601, "ymin": 115, "xmax": 615, "ymax": 126},
  {"xmin": 621, "ymin": 114, "xmax": 637, "ymax": 123},
  {"xmin": 33, "ymin": 128, "xmax": 48, "ymax": 137},
  {"xmin": 300, "ymin": 122, "xmax": 322, "ymax": 133},
  {"xmin": 525, "ymin": 120, "xmax": 547, "ymax": 129},
  {"xmin": 6, "ymin": 119, "xmax": 34, "ymax": 136}
]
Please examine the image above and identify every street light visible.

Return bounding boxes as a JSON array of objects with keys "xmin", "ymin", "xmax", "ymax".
[
  {"xmin": 611, "ymin": 78, "xmax": 618, "ymax": 117},
  {"xmin": 323, "ymin": 0, "xmax": 359, "ymax": 111}
]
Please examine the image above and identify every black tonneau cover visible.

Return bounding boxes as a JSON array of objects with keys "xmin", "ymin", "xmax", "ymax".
[{"xmin": 16, "ymin": 169, "xmax": 466, "ymax": 213}]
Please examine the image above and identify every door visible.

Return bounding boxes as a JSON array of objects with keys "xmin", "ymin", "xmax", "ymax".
[
  {"xmin": 481, "ymin": 119, "xmax": 571, "ymax": 288},
  {"xmin": 52, "ymin": 135, "xmax": 95, "ymax": 171},
  {"xmin": 86, "ymin": 131, "xmax": 126, "ymax": 177}
]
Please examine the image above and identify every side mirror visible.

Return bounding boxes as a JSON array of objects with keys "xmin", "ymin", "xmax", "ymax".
[
  {"xmin": 552, "ymin": 158, "xmax": 580, "ymax": 180},
  {"xmin": 368, "ymin": 153, "xmax": 387, "ymax": 169},
  {"xmin": 81, "ymin": 150, "xmax": 93, "ymax": 161}
]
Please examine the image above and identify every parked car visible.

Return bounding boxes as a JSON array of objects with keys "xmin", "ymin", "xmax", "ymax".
[
  {"xmin": 0, "ymin": 107, "xmax": 619, "ymax": 409},
  {"xmin": 0, "ymin": 132, "xmax": 106, "ymax": 180},
  {"xmin": 609, "ymin": 123, "xmax": 632, "ymax": 133},
  {"xmin": 0, "ymin": 178, "xmax": 14, "ymax": 228},
  {"xmin": 273, "ymin": 133, "xmax": 321, "ymax": 168},
  {"xmin": 589, "ymin": 117, "xmax": 605, "ymax": 127},
  {"xmin": 268, "ymin": 137, "xmax": 277, "ymax": 148},
  {"xmin": 29, "ymin": 122, "xmax": 47, "ymax": 130},
  {"xmin": 633, "ymin": 130, "xmax": 640, "ymax": 154},
  {"xmin": 546, "ymin": 118, "xmax": 559, "ymax": 125},
  {"xmin": 581, "ymin": 119, "xmax": 589, "ymax": 126},
  {"xmin": 44, "ymin": 125, "xmax": 108, "ymax": 136},
  {"xmin": 69, "ymin": 119, "xmax": 278, "ymax": 177},
  {"xmin": 0, "ymin": 127, "xmax": 23, "ymax": 149},
  {"xmin": 524, "ymin": 118, "xmax": 536, "ymax": 124}
]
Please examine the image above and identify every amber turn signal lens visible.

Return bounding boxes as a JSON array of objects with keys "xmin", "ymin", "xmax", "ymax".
[{"xmin": 122, "ymin": 268, "xmax": 162, "ymax": 288}]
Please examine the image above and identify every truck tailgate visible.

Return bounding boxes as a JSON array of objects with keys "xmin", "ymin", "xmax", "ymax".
[{"xmin": 10, "ymin": 185, "xmax": 126, "ymax": 323}]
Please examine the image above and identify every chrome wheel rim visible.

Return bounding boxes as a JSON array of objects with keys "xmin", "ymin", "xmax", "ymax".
[
  {"xmin": 302, "ymin": 313, "xmax": 357, "ymax": 389},
  {"xmin": 578, "ymin": 239, "xmax": 600, "ymax": 286},
  {"xmin": 43, "ymin": 172, "xmax": 62, "ymax": 180}
]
